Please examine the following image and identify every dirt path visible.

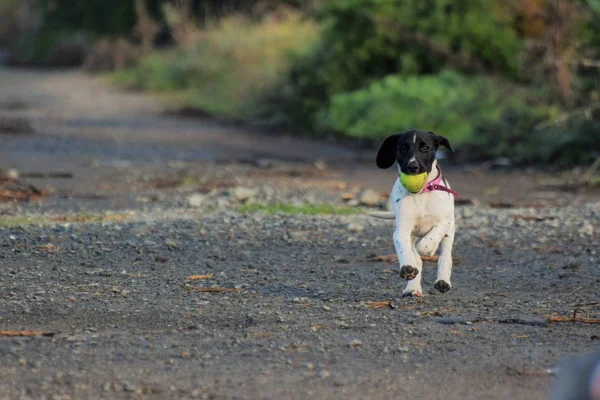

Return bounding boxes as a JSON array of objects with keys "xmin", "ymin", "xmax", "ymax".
[{"xmin": 0, "ymin": 67, "xmax": 599, "ymax": 400}]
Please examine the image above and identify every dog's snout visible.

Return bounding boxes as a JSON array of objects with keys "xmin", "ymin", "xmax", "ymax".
[{"xmin": 406, "ymin": 160, "xmax": 419, "ymax": 174}]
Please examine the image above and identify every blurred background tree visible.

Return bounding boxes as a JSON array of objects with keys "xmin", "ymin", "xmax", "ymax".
[{"xmin": 1, "ymin": 0, "xmax": 599, "ymax": 165}]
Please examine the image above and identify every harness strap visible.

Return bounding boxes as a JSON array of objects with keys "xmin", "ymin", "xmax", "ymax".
[{"xmin": 419, "ymin": 166, "xmax": 458, "ymax": 196}]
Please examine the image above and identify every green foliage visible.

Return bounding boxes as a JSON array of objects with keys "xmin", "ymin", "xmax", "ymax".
[
  {"xmin": 316, "ymin": 0, "xmax": 522, "ymax": 77},
  {"xmin": 324, "ymin": 70, "xmax": 530, "ymax": 144},
  {"xmin": 265, "ymin": 0, "xmax": 524, "ymax": 134}
]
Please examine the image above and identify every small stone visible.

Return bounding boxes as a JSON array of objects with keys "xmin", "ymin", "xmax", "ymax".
[
  {"xmin": 323, "ymin": 305, "xmax": 331, "ymax": 311},
  {"xmin": 347, "ymin": 222, "xmax": 364, "ymax": 232},
  {"xmin": 358, "ymin": 189, "xmax": 381, "ymax": 207},
  {"xmin": 335, "ymin": 320, "xmax": 350, "ymax": 329},
  {"xmin": 314, "ymin": 160, "xmax": 327, "ymax": 170},
  {"xmin": 122, "ymin": 382, "xmax": 138, "ymax": 392},
  {"xmin": 319, "ymin": 370, "xmax": 331, "ymax": 379},
  {"xmin": 348, "ymin": 339, "xmax": 362, "ymax": 347},
  {"xmin": 582, "ymin": 221, "xmax": 594, "ymax": 237},
  {"xmin": 188, "ymin": 194, "xmax": 205, "ymax": 208},
  {"xmin": 216, "ymin": 198, "xmax": 230, "ymax": 208},
  {"xmin": 232, "ymin": 187, "xmax": 256, "ymax": 203},
  {"xmin": 165, "ymin": 239, "xmax": 178, "ymax": 250}
]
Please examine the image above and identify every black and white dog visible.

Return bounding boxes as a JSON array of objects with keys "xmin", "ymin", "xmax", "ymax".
[{"xmin": 370, "ymin": 129, "xmax": 456, "ymax": 297}]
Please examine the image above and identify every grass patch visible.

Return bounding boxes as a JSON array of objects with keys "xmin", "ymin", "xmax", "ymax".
[
  {"xmin": 0, "ymin": 216, "xmax": 38, "ymax": 228},
  {"xmin": 238, "ymin": 202, "xmax": 361, "ymax": 216}
]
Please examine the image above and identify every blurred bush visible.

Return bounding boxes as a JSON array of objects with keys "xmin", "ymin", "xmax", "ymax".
[
  {"xmin": 261, "ymin": 0, "xmax": 600, "ymax": 164},
  {"xmin": 323, "ymin": 70, "xmax": 537, "ymax": 144},
  {"xmin": 113, "ymin": 7, "xmax": 319, "ymax": 119},
  {"xmin": 263, "ymin": 0, "xmax": 523, "ymax": 130},
  {"xmin": 2, "ymin": 0, "xmax": 599, "ymax": 165}
]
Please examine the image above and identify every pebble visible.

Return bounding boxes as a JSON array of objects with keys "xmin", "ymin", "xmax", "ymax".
[
  {"xmin": 348, "ymin": 339, "xmax": 362, "ymax": 347},
  {"xmin": 347, "ymin": 222, "xmax": 364, "ymax": 232},
  {"xmin": 319, "ymin": 370, "xmax": 331, "ymax": 379},
  {"xmin": 232, "ymin": 187, "xmax": 256, "ymax": 202},
  {"xmin": 188, "ymin": 194, "xmax": 205, "ymax": 208},
  {"xmin": 582, "ymin": 221, "xmax": 594, "ymax": 237},
  {"xmin": 358, "ymin": 189, "xmax": 381, "ymax": 207}
]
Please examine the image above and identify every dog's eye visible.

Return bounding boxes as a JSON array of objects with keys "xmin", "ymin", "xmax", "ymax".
[
  {"xmin": 398, "ymin": 144, "xmax": 409, "ymax": 153},
  {"xmin": 419, "ymin": 144, "xmax": 430, "ymax": 152}
]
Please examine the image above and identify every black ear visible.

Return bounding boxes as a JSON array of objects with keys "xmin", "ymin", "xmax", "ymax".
[
  {"xmin": 376, "ymin": 134, "xmax": 400, "ymax": 169},
  {"xmin": 429, "ymin": 131, "xmax": 454, "ymax": 152}
]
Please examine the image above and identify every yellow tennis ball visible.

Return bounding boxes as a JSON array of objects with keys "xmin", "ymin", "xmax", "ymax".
[{"xmin": 400, "ymin": 172, "xmax": 428, "ymax": 193}]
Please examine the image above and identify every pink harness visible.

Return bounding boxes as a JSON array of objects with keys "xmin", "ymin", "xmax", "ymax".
[{"xmin": 418, "ymin": 166, "xmax": 458, "ymax": 196}]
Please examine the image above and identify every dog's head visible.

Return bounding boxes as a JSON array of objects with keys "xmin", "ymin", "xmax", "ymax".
[{"xmin": 376, "ymin": 129, "xmax": 454, "ymax": 174}]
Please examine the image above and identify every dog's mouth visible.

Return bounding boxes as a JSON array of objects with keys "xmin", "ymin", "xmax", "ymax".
[
  {"xmin": 399, "ymin": 166, "xmax": 429, "ymax": 175},
  {"xmin": 400, "ymin": 170, "xmax": 427, "ymax": 176}
]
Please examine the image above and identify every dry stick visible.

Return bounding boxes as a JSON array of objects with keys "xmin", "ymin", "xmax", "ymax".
[
  {"xmin": 0, "ymin": 330, "xmax": 55, "ymax": 337},
  {"xmin": 534, "ymin": 103, "xmax": 600, "ymax": 130},
  {"xmin": 367, "ymin": 301, "xmax": 392, "ymax": 309},
  {"xmin": 20, "ymin": 172, "xmax": 73, "ymax": 179},
  {"xmin": 188, "ymin": 287, "xmax": 241, "ymax": 293},
  {"xmin": 546, "ymin": 315, "xmax": 600, "ymax": 324},
  {"xmin": 570, "ymin": 58, "xmax": 600, "ymax": 68},
  {"xmin": 186, "ymin": 274, "xmax": 214, "ymax": 281}
]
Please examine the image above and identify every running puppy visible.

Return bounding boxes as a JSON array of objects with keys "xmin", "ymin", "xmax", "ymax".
[{"xmin": 371, "ymin": 129, "xmax": 456, "ymax": 297}]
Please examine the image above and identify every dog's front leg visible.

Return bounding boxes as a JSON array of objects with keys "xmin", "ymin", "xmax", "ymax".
[
  {"xmin": 434, "ymin": 222, "xmax": 455, "ymax": 293},
  {"xmin": 416, "ymin": 221, "xmax": 450, "ymax": 256},
  {"xmin": 394, "ymin": 229, "xmax": 423, "ymax": 297}
]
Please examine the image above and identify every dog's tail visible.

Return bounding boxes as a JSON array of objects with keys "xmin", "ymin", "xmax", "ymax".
[{"xmin": 362, "ymin": 209, "xmax": 396, "ymax": 220}]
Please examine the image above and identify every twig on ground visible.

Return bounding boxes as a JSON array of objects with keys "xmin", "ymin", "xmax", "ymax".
[
  {"xmin": 545, "ymin": 315, "xmax": 600, "ymax": 324},
  {"xmin": 188, "ymin": 287, "xmax": 241, "ymax": 293},
  {"xmin": 367, "ymin": 301, "xmax": 393, "ymax": 309},
  {"xmin": 20, "ymin": 172, "xmax": 73, "ymax": 179},
  {"xmin": 186, "ymin": 274, "xmax": 214, "ymax": 281}
]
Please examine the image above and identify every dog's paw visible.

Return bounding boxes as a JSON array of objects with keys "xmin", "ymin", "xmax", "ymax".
[
  {"xmin": 402, "ymin": 287, "xmax": 423, "ymax": 297},
  {"xmin": 433, "ymin": 280, "xmax": 451, "ymax": 293},
  {"xmin": 400, "ymin": 265, "xmax": 419, "ymax": 280}
]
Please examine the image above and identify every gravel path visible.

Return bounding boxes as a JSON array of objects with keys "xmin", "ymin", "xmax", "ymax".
[{"xmin": 0, "ymin": 67, "xmax": 599, "ymax": 399}]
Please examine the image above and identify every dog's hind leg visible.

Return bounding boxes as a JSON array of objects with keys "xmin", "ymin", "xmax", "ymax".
[{"xmin": 434, "ymin": 223, "xmax": 455, "ymax": 293}]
